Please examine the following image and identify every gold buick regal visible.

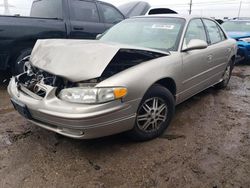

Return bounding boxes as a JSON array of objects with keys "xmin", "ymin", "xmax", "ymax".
[{"xmin": 8, "ymin": 15, "xmax": 237, "ymax": 141}]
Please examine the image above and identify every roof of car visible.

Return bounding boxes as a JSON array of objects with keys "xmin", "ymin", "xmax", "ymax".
[{"xmin": 133, "ymin": 14, "xmax": 212, "ymax": 21}]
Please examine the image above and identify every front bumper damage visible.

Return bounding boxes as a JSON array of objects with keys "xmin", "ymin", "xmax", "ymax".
[{"xmin": 8, "ymin": 77, "xmax": 138, "ymax": 139}]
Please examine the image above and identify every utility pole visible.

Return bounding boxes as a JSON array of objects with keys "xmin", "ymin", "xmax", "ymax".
[
  {"xmin": 237, "ymin": 0, "xmax": 242, "ymax": 19},
  {"xmin": 189, "ymin": 0, "xmax": 193, "ymax": 15},
  {"xmin": 0, "ymin": 0, "xmax": 14, "ymax": 15},
  {"xmin": 3, "ymin": 0, "xmax": 10, "ymax": 15}
]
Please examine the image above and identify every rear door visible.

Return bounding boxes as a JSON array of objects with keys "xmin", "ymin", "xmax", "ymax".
[
  {"xmin": 98, "ymin": 2, "xmax": 125, "ymax": 30},
  {"xmin": 68, "ymin": 0, "xmax": 106, "ymax": 39},
  {"xmin": 180, "ymin": 18, "xmax": 212, "ymax": 101},
  {"xmin": 202, "ymin": 19, "xmax": 231, "ymax": 82}
]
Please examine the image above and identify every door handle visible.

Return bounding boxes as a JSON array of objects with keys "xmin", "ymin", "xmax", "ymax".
[
  {"xmin": 227, "ymin": 48, "xmax": 232, "ymax": 53},
  {"xmin": 73, "ymin": 27, "xmax": 84, "ymax": 31},
  {"xmin": 207, "ymin": 55, "xmax": 213, "ymax": 62}
]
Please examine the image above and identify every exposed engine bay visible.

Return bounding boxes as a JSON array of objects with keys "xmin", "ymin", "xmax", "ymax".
[
  {"xmin": 16, "ymin": 65, "xmax": 67, "ymax": 98},
  {"xmin": 101, "ymin": 49, "xmax": 166, "ymax": 78}
]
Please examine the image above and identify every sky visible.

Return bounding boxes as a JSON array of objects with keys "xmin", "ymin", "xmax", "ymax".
[{"xmin": 0, "ymin": 0, "xmax": 250, "ymax": 19}]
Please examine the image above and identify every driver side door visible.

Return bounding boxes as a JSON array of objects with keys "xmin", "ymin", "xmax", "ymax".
[{"xmin": 180, "ymin": 18, "xmax": 213, "ymax": 102}]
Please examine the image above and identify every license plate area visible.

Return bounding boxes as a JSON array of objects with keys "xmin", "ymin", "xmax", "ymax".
[{"xmin": 11, "ymin": 99, "xmax": 32, "ymax": 119}]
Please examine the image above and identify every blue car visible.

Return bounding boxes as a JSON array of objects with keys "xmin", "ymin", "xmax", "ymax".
[{"xmin": 222, "ymin": 20, "xmax": 250, "ymax": 64}]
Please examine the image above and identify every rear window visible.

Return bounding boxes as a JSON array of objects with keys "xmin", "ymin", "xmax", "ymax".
[
  {"xmin": 30, "ymin": 0, "xmax": 63, "ymax": 19},
  {"xmin": 100, "ymin": 3, "xmax": 124, "ymax": 24},
  {"xmin": 70, "ymin": 0, "xmax": 99, "ymax": 22}
]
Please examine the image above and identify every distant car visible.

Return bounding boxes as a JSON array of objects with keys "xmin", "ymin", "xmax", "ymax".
[
  {"xmin": 118, "ymin": 1, "xmax": 150, "ymax": 17},
  {"xmin": 8, "ymin": 15, "xmax": 237, "ymax": 141},
  {"xmin": 222, "ymin": 20, "xmax": 250, "ymax": 64},
  {"xmin": 146, "ymin": 8, "xmax": 177, "ymax": 15},
  {"xmin": 118, "ymin": 1, "xmax": 178, "ymax": 17},
  {"xmin": 232, "ymin": 17, "xmax": 250, "ymax": 20}
]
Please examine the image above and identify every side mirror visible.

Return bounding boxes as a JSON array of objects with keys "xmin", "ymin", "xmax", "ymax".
[
  {"xmin": 182, "ymin": 39, "xmax": 208, "ymax": 52},
  {"xmin": 96, "ymin": 34, "xmax": 103, "ymax": 40}
]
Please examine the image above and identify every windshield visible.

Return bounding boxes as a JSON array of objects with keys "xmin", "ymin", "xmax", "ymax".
[
  {"xmin": 222, "ymin": 21, "xmax": 250, "ymax": 32},
  {"xmin": 100, "ymin": 17, "xmax": 185, "ymax": 51}
]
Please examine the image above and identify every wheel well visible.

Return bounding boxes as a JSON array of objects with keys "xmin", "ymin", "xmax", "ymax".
[
  {"xmin": 155, "ymin": 78, "xmax": 176, "ymax": 98},
  {"xmin": 8, "ymin": 41, "xmax": 35, "ymax": 73},
  {"xmin": 10, "ymin": 40, "xmax": 36, "ymax": 60}
]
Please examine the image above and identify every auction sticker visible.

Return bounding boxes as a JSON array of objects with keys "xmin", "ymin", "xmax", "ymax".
[{"xmin": 152, "ymin": 24, "xmax": 175, "ymax": 30}]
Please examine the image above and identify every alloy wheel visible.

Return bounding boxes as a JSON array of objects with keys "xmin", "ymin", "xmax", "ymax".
[
  {"xmin": 223, "ymin": 65, "xmax": 231, "ymax": 83},
  {"xmin": 136, "ymin": 97, "xmax": 168, "ymax": 132}
]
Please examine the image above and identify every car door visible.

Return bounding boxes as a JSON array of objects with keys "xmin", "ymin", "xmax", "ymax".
[
  {"xmin": 98, "ymin": 2, "xmax": 125, "ymax": 30},
  {"xmin": 180, "ymin": 18, "xmax": 212, "ymax": 101},
  {"xmin": 69, "ymin": 0, "xmax": 106, "ymax": 39},
  {"xmin": 202, "ymin": 19, "xmax": 231, "ymax": 83}
]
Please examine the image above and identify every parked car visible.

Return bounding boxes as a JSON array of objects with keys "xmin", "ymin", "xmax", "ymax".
[
  {"xmin": 118, "ymin": 1, "xmax": 177, "ymax": 17},
  {"xmin": 0, "ymin": 0, "xmax": 125, "ymax": 74},
  {"xmin": 8, "ymin": 15, "xmax": 237, "ymax": 141},
  {"xmin": 118, "ymin": 1, "xmax": 150, "ymax": 17},
  {"xmin": 232, "ymin": 17, "xmax": 250, "ymax": 20},
  {"xmin": 146, "ymin": 8, "xmax": 177, "ymax": 15},
  {"xmin": 222, "ymin": 20, "xmax": 250, "ymax": 64}
]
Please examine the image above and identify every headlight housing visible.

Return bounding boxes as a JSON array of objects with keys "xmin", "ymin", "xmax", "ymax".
[
  {"xmin": 58, "ymin": 87, "xmax": 127, "ymax": 104},
  {"xmin": 239, "ymin": 37, "xmax": 250, "ymax": 43}
]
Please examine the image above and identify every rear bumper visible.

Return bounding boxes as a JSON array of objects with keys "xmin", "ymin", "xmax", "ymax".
[{"xmin": 8, "ymin": 77, "xmax": 140, "ymax": 139}]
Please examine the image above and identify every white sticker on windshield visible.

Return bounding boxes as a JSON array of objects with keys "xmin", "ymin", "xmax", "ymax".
[
  {"xmin": 246, "ymin": 23, "xmax": 250, "ymax": 25},
  {"xmin": 152, "ymin": 24, "xmax": 175, "ymax": 30}
]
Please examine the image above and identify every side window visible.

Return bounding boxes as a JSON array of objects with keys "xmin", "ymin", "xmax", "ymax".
[
  {"xmin": 203, "ymin": 19, "xmax": 222, "ymax": 44},
  {"xmin": 184, "ymin": 19, "xmax": 207, "ymax": 46},
  {"xmin": 100, "ymin": 3, "xmax": 124, "ymax": 24},
  {"xmin": 30, "ymin": 0, "xmax": 63, "ymax": 19},
  {"xmin": 218, "ymin": 26, "xmax": 227, "ymax": 40},
  {"xmin": 70, "ymin": 0, "xmax": 99, "ymax": 22}
]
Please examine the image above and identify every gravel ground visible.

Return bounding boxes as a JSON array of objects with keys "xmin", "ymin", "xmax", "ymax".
[{"xmin": 0, "ymin": 66, "xmax": 249, "ymax": 188}]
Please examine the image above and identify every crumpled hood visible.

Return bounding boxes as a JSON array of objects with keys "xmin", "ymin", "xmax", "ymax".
[
  {"xmin": 227, "ymin": 31, "xmax": 250, "ymax": 39},
  {"xmin": 30, "ymin": 39, "xmax": 168, "ymax": 82}
]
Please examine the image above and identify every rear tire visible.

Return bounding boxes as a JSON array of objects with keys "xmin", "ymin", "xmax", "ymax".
[
  {"xmin": 128, "ymin": 84, "xmax": 175, "ymax": 141},
  {"xmin": 12, "ymin": 48, "xmax": 32, "ymax": 75},
  {"xmin": 214, "ymin": 60, "xmax": 233, "ymax": 89}
]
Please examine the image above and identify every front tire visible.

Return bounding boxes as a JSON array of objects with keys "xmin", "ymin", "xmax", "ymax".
[
  {"xmin": 12, "ymin": 48, "xmax": 32, "ymax": 75},
  {"xmin": 129, "ymin": 84, "xmax": 175, "ymax": 141}
]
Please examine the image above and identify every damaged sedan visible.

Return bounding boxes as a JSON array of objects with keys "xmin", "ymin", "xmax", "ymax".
[{"xmin": 8, "ymin": 15, "xmax": 237, "ymax": 141}]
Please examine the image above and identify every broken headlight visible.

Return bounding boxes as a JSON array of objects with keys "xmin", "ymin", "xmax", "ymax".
[{"xmin": 58, "ymin": 87, "xmax": 127, "ymax": 104}]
